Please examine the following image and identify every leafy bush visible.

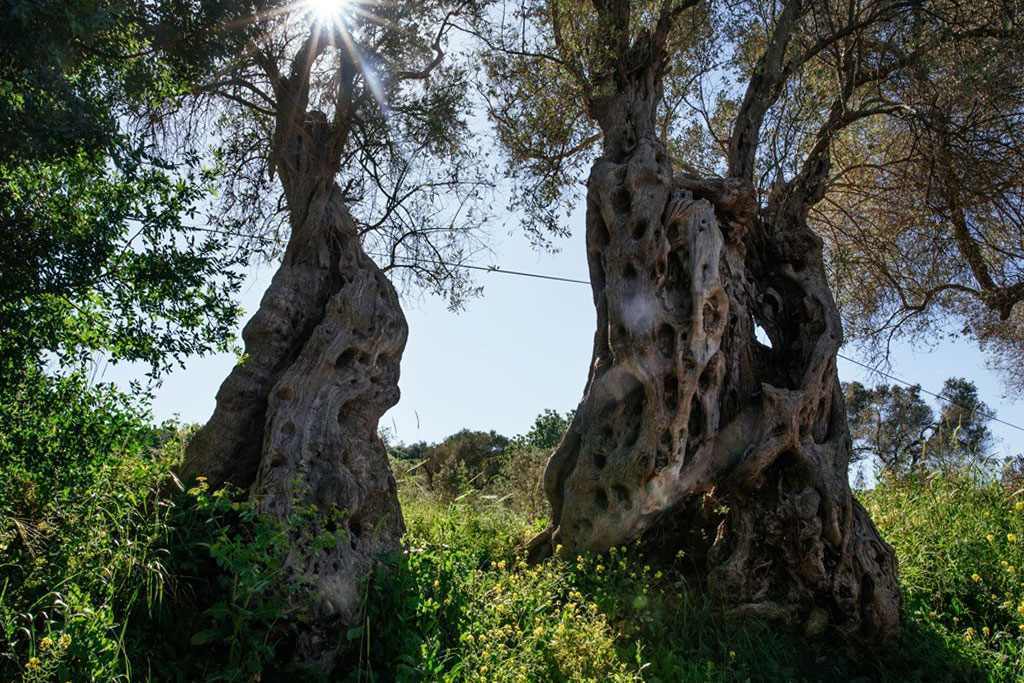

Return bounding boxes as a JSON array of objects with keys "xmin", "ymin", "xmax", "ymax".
[{"xmin": 0, "ymin": 371, "xmax": 297, "ymax": 682}]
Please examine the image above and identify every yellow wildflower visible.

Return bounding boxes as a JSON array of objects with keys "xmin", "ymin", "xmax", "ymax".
[
  {"xmin": 58, "ymin": 633, "xmax": 71, "ymax": 648},
  {"xmin": 983, "ymin": 626, "xmax": 991, "ymax": 637},
  {"xmin": 1015, "ymin": 501, "xmax": 1024, "ymax": 511},
  {"xmin": 972, "ymin": 573, "xmax": 982, "ymax": 583},
  {"xmin": 26, "ymin": 657, "xmax": 41, "ymax": 671},
  {"xmin": 964, "ymin": 627, "xmax": 976, "ymax": 641},
  {"xmin": 987, "ymin": 534, "xmax": 995, "ymax": 542},
  {"xmin": 1009, "ymin": 533, "xmax": 1019, "ymax": 543},
  {"xmin": 40, "ymin": 636, "xmax": 53, "ymax": 651}
]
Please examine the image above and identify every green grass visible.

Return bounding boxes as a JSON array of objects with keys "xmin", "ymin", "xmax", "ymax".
[
  {"xmin": 346, "ymin": 482, "xmax": 1001, "ymax": 682},
  {"xmin": 2, "ymin": 378, "xmax": 1022, "ymax": 681}
]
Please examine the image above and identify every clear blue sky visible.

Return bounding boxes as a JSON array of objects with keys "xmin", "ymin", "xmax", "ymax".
[{"xmin": 104, "ymin": 199, "xmax": 1024, "ymax": 464}]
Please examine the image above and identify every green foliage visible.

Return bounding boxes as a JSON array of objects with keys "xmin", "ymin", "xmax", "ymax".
[
  {"xmin": 863, "ymin": 473, "xmax": 1024, "ymax": 677},
  {"xmin": 510, "ymin": 409, "xmax": 574, "ymax": 452},
  {"xmin": 348, "ymin": 462, "xmax": 1000, "ymax": 682},
  {"xmin": 0, "ymin": 372, "xmax": 297, "ymax": 682},
  {"xmin": 0, "ymin": 373, "xmax": 178, "ymax": 681},
  {"xmin": 157, "ymin": 480, "xmax": 297, "ymax": 683},
  {"xmin": 0, "ymin": 0, "xmax": 247, "ymax": 389},
  {"xmin": 0, "ymin": 367, "xmax": 155, "ymax": 518},
  {"xmin": 845, "ymin": 377, "xmax": 994, "ymax": 476},
  {"xmin": 3, "ymin": 383, "xmax": 1021, "ymax": 681}
]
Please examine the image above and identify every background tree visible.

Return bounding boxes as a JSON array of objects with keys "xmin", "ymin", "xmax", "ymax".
[
  {"xmin": 926, "ymin": 378, "xmax": 995, "ymax": 471},
  {"xmin": 473, "ymin": 0, "xmax": 1024, "ymax": 643},
  {"xmin": 845, "ymin": 377, "xmax": 994, "ymax": 475},
  {"xmin": 845, "ymin": 381, "xmax": 934, "ymax": 474},
  {"xmin": 510, "ymin": 408, "xmax": 576, "ymax": 451},
  {"xmin": 421, "ymin": 428, "xmax": 510, "ymax": 495},
  {"xmin": 0, "ymin": 0, "xmax": 249, "ymax": 389}
]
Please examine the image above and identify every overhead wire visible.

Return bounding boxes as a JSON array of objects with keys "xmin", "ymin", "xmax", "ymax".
[{"xmin": 184, "ymin": 226, "xmax": 1024, "ymax": 434}]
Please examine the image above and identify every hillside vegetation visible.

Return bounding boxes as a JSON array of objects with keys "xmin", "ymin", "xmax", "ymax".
[{"xmin": 1, "ymin": 374, "xmax": 1023, "ymax": 681}]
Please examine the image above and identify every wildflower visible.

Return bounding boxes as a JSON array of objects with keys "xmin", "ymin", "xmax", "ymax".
[
  {"xmin": 987, "ymin": 534, "xmax": 995, "ymax": 542},
  {"xmin": 983, "ymin": 626, "xmax": 991, "ymax": 637},
  {"xmin": 1019, "ymin": 624, "xmax": 1024, "ymax": 633},
  {"xmin": 26, "ymin": 657, "xmax": 40, "ymax": 671},
  {"xmin": 729, "ymin": 651, "xmax": 736, "ymax": 659},
  {"xmin": 1009, "ymin": 533, "xmax": 1019, "ymax": 543},
  {"xmin": 497, "ymin": 560, "xmax": 506, "ymax": 571},
  {"xmin": 40, "ymin": 636, "xmax": 53, "ymax": 651},
  {"xmin": 1015, "ymin": 501, "xmax": 1024, "ymax": 512},
  {"xmin": 596, "ymin": 564, "xmax": 605, "ymax": 574},
  {"xmin": 58, "ymin": 633, "xmax": 70, "ymax": 648},
  {"xmin": 654, "ymin": 570, "xmax": 664, "ymax": 580},
  {"xmin": 964, "ymin": 627, "xmax": 976, "ymax": 641},
  {"xmin": 533, "ymin": 626, "xmax": 545, "ymax": 637},
  {"xmin": 1017, "ymin": 603, "xmax": 1024, "ymax": 616},
  {"xmin": 433, "ymin": 579, "xmax": 440, "ymax": 590},
  {"xmin": 972, "ymin": 573, "xmax": 982, "ymax": 583}
]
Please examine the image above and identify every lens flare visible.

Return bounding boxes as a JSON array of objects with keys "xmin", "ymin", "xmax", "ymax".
[{"xmin": 306, "ymin": 0, "xmax": 346, "ymax": 24}]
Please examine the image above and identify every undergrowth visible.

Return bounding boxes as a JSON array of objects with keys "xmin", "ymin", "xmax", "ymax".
[{"xmin": 0, "ymin": 375, "xmax": 1020, "ymax": 680}]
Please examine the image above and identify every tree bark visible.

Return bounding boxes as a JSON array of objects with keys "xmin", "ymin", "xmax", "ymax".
[
  {"xmin": 529, "ymin": 63, "xmax": 901, "ymax": 643},
  {"xmin": 182, "ymin": 111, "xmax": 407, "ymax": 672}
]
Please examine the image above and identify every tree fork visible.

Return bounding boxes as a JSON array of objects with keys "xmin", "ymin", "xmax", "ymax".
[{"xmin": 529, "ymin": 60, "xmax": 900, "ymax": 643}]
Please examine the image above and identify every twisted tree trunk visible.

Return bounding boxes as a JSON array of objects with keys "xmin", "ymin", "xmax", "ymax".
[
  {"xmin": 529, "ymin": 62, "xmax": 900, "ymax": 642},
  {"xmin": 183, "ymin": 112, "xmax": 407, "ymax": 672}
]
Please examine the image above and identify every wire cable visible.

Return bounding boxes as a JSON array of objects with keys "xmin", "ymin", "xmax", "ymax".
[{"xmin": 184, "ymin": 227, "xmax": 1024, "ymax": 434}]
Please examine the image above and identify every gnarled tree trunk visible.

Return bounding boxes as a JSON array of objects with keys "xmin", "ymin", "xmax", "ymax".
[
  {"xmin": 183, "ymin": 111, "xmax": 407, "ymax": 672},
  {"xmin": 529, "ymin": 62, "xmax": 900, "ymax": 643}
]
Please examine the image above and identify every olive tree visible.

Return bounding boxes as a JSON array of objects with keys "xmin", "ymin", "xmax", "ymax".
[
  {"xmin": 172, "ymin": 0, "xmax": 489, "ymax": 671},
  {"xmin": 474, "ymin": 0, "xmax": 1022, "ymax": 643}
]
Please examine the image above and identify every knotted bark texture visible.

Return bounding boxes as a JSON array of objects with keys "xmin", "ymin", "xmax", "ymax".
[
  {"xmin": 183, "ymin": 112, "xmax": 407, "ymax": 671},
  {"xmin": 531, "ymin": 80, "xmax": 900, "ymax": 643}
]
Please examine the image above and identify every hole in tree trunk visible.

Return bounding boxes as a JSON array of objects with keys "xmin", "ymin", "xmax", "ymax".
[
  {"xmin": 663, "ymin": 374, "xmax": 678, "ymax": 411},
  {"xmin": 688, "ymin": 400, "xmax": 704, "ymax": 441},
  {"xmin": 632, "ymin": 216, "xmax": 649, "ymax": 239},
  {"xmin": 656, "ymin": 323, "xmax": 676, "ymax": 358},
  {"xmin": 613, "ymin": 187, "xmax": 631, "ymax": 213}
]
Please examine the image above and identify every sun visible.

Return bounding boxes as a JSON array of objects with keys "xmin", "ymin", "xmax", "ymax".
[{"xmin": 305, "ymin": 0, "xmax": 347, "ymax": 24}]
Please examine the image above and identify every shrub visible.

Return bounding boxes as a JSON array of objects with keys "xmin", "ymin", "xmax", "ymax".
[{"xmin": 0, "ymin": 370, "xmax": 170, "ymax": 681}]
